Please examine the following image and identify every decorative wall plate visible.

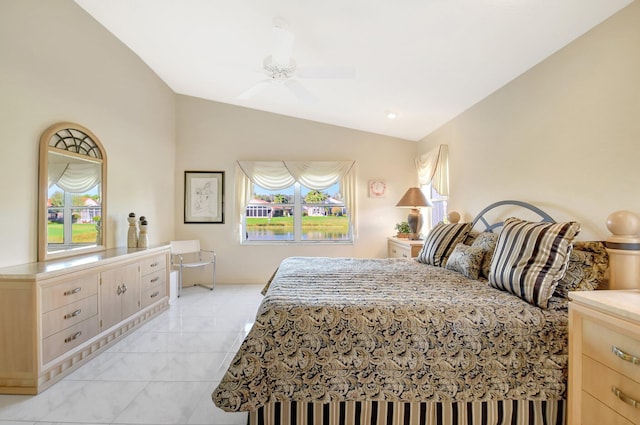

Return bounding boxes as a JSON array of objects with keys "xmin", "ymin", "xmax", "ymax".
[{"xmin": 368, "ymin": 179, "xmax": 387, "ymax": 198}]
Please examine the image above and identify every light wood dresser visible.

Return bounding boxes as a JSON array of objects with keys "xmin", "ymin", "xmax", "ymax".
[
  {"xmin": 0, "ymin": 245, "xmax": 170, "ymax": 394},
  {"xmin": 387, "ymin": 237, "xmax": 424, "ymax": 259},
  {"xmin": 568, "ymin": 290, "xmax": 640, "ymax": 424}
]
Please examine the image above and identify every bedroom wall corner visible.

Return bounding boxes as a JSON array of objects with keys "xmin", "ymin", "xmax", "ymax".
[{"xmin": 416, "ymin": 1, "xmax": 640, "ymax": 241}]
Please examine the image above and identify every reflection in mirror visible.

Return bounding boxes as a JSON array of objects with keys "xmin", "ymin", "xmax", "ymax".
[{"xmin": 39, "ymin": 123, "xmax": 107, "ymax": 261}]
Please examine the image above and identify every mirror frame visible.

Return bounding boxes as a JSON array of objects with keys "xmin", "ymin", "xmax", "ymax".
[{"xmin": 38, "ymin": 122, "xmax": 108, "ymax": 262}]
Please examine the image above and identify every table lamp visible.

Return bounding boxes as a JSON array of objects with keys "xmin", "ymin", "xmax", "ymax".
[{"xmin": 396, "ymin": 187, "xmax": 432, "ymax": 240}]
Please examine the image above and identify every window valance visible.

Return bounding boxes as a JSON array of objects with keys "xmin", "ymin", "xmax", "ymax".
[
  {"xmin": 415, "ymin": 144, "xmax": 449, "ymax": 196},
  {"xmin": 237, "ymin": 160, "xmax": 354, "ymax": 191}
]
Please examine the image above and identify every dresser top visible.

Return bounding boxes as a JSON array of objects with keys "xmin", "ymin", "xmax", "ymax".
[
  {"xmin": 387, "ymin": 237, "xmax": 425, "ymax": 246},
  {"xmin": 0, "ymin": 245, "xmax": 170, "ymax": 281},
  {"xmin": 569, "ymin": 290, "xmax": 640, "ymax": 323}
]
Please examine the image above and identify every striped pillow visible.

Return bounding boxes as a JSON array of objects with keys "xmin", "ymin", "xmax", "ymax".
[
  {"xmin": 417, "ymin": 222, "xmax": 472, "ymax": 267},
  {"xmin": 488, "ymin": 217, "xmax": 580, "ymax": 308}
]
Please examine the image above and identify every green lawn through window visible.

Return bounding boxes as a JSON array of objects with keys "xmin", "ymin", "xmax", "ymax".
[{"xmin": 48, "ymin": 223, "xmax": 98, "ymax": 243}]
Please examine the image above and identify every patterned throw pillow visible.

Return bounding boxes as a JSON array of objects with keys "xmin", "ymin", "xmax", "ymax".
[
  {"xmin": 554, "ymin": 241, "xmax": 609, "ymax": 297},
  {"xmin": 488, "ymin": 217, "xmax": 581, "ymax": 308},
  {"xmin": 464, "ymin": 230, "xmax": 480, "ymax": 246},
  {"xmin": 445, "ymin": 243, "xmax": 484, "ymax": 280},
  {"xmin": 471, "ymin": 232, "xmax": 499, "ymax": 279},
  {"xmin": 416, "ymin": 222, "xmax": 472, "ymax": 267}
]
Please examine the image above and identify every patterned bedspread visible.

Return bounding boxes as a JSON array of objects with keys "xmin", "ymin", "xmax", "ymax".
[{"xmin": 212, "ymin": 257, "xmax": 569, "ymax": 412}]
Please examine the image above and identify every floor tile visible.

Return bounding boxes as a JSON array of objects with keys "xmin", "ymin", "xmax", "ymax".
[
  {"xmin": 112, "ymin": 381, "xmax": 210, "ymax": 424},
  {"xmin": 187, "ymin": 382, "xmax": 247, "ymax": 425},
  {"xmin": 40, "ymin": 381, "xmax": 147, "ymax": 423}
]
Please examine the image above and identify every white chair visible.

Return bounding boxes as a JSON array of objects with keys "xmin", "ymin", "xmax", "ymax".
[{"xmin": 170, "ymin": 240, "xmax": 216, "ymax": 297}]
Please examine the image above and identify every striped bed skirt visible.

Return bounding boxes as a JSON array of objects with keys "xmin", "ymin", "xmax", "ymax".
[{"xmin": 247, "ymin": 399, "xmax": 566, "ymax": 425}]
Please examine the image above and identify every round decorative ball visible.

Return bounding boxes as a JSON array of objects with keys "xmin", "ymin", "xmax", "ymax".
[
  {"xmin": 606, "ymin": 210, "xmax": 640, "ymax": 236},
  {"xmin": 447, "ymin": 211, "xmax": 461, "ymax": 224}
]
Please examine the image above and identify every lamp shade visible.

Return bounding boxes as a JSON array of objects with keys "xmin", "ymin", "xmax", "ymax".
[{"xmin": 395, "ymin": 187, "xmax": 432, "ymax": 208}]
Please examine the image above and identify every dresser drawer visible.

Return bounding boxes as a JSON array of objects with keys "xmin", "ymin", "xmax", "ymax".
[
  {"xmin": 582, "ymin": 355, "xmax": 640, "ymax": 423},
  {"xmin": 41, "ymin": 294, "xmax": 98, "ymax": 338},
  {"xmin": 141, "ymin": 269, "xmax": 165, "ymax": 291},
  {"xmin": 583, "ymin": 318, "xmax": 640, "ymax": 382},
  {"xmin": 42, "ymin": 316, "xmax": 99, "ymax": 364},
  {"xmin": 41, "ymin": 273, "xmax": 99, "ymax": 313},
  {"xmin": 141, "ymin": 284, "xmax": 166, "ymax": 309},
  {"xmin": 140, "ymin": 255, "xmax": 166, "ymax": 276},
  {"xmin": 581, "ymin": 391, "xmax": 635, "ymax": 425},
  {"xmin": 388, "ymin": 242, "xmax": 411, "ymax": 258}
]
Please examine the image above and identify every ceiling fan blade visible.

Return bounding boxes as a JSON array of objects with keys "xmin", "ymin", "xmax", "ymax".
[
  {"xmin": 237, "ymin": 80, "xmax": 272, "ymax": 99},
  {"xmin": 271, "ymin": 26, "xmax": 294, "ymax": 67},
  {"xmin": 296, "ymin": 66, "xmax": 356, "ymax": 79},
  {"xmin": 285, "ymin": 79, "xmax": 317, "ymax": 103}
]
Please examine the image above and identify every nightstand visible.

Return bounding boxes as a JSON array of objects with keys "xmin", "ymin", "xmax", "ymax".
[
  {"xmin": 568, "ymin": 290, "xmax": 640, "ymax": 425},
  {"xmin": 387, "ymin": 237, "xmax": 424, "ymax": 259}
]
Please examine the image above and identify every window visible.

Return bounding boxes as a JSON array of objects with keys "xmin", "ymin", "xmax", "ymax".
[
  {"xmin": 237, "ymin": 161, "xmax": 355, "ymax": 244},
  {"xmin": 423, "ymin": 183, "xmax": 448, "ymax": 228},
  {"xmin": 416, "ymin": 145, "xmax": 449, "ymax": 228}
]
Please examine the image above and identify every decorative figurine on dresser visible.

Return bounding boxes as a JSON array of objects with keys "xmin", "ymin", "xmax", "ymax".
[
  {"xmin": 138, "ymin": 217, "xmax": 149, "ymax": 248},
  {"xmin": 127, "ymin": 212, "xmax": 138, "ymax": 248}
]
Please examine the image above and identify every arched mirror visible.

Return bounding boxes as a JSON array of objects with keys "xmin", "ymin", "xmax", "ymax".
[{"xmin": 38, "ymin": 122, "xmax": 107, "ymax": 261}]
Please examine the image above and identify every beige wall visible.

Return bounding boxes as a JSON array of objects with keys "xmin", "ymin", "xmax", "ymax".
[
  {"xmin": 0, "ymin": 1, "xmax": 176, "ymax": 268},
  {"xmin": 6, "ymin": 0, "xmax": 634, "ymax": 282},
  {"xmin": 175, "ymin": 96, "xmax": 417, "ymax": 284},
  {"xmin": 418, "ymin": 1, "xmax": 640, "ymax": 241}
]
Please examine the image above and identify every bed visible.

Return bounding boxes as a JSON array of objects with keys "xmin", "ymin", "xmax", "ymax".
[{"xmin": 212, "ymin": 201, "xmax": 609, "ymax": 425}]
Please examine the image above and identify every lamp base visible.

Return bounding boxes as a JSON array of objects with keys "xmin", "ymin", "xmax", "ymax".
[{"xmin": 407, "ymin": 208, "xmax": 422, "ymax": 240}]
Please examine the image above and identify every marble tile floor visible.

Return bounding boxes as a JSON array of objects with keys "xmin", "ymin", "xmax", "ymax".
[{"xmin": 0, "ymin": 284, "xmax": 266, "ymax": 425}]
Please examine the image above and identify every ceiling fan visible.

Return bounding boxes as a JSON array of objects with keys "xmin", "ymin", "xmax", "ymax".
[{"xmin": 237, "ymin": 18, "xmax": 355, "ymax": 103}]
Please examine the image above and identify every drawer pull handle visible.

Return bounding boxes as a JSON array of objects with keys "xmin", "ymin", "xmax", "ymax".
[
  {"xmin": 64, "ymin": 287, "xmax": 82, "ymax": 296},
  {"xmin": 612, "ymin": 345, "xmax": 640, "ymax": 365},
  {"xmin": 150, "ymin": 261, "xmax": 159, "ymax": 267},
  {"xmin": 64, "ymin": 309, "xmax": 82, "ymax": 319},
  {"xmin": 150, "ymin": 291, "xmax": 160, "ymax": 298},
  {"xmin": 150, "ymin": 277, "xmax": 159, "ymax": 283},
  {"xmin": 612, "ymin": 386, "xmax": 639, "ymax": 409},
  {"xmin": 64, "ymin": 331, "xmax": 82, "ymax": 343}
]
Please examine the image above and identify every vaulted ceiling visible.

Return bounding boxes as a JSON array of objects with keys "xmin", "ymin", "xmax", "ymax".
[{"xmin": 75, "ymin": 0, "xmax": 633, "ymax": 141}]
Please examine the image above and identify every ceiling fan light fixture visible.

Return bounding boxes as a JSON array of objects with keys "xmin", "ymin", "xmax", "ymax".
[
  {"xmin": 386, "ymin": 111, "xmax": 398, "ymax": 119},
  {"xmin": 263, "ymin": 56, "xmax": 296, "ymax": 80}
]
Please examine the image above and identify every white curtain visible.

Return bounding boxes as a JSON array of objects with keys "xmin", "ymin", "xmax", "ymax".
[
  {"xmin": 236, "ymin": 160, "xmax": 357, "ymax": 239},
  {"xmin": 48, "ymin": 162, "xmax": 101, "ymax": 193},
  {"xmin": 237, "ymin": 161, "xmax": 294, "ymax": 190},
  {"xmin": 235, "ymin": 163, "xmax": 253, "ymax": 237},
  {"xmin": 284, "ymin": 161, "xmax": 354, "ymax": 190},
  {"xmin": 415, "ymin": 144, "xmax": 449, "ymax": 196},
  {"xmin": 341, "ymin": 166, "xmax": 357, "ymax": 238}
]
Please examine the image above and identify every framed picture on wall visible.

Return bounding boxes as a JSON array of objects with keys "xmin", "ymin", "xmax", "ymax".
[
  {"xmin": 184, "ymin": 171, "xmax": 224, "ymax": 223},
  {"xmin": 368, "ymin": 179, "xmax": 387, "ymax": 198}
]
